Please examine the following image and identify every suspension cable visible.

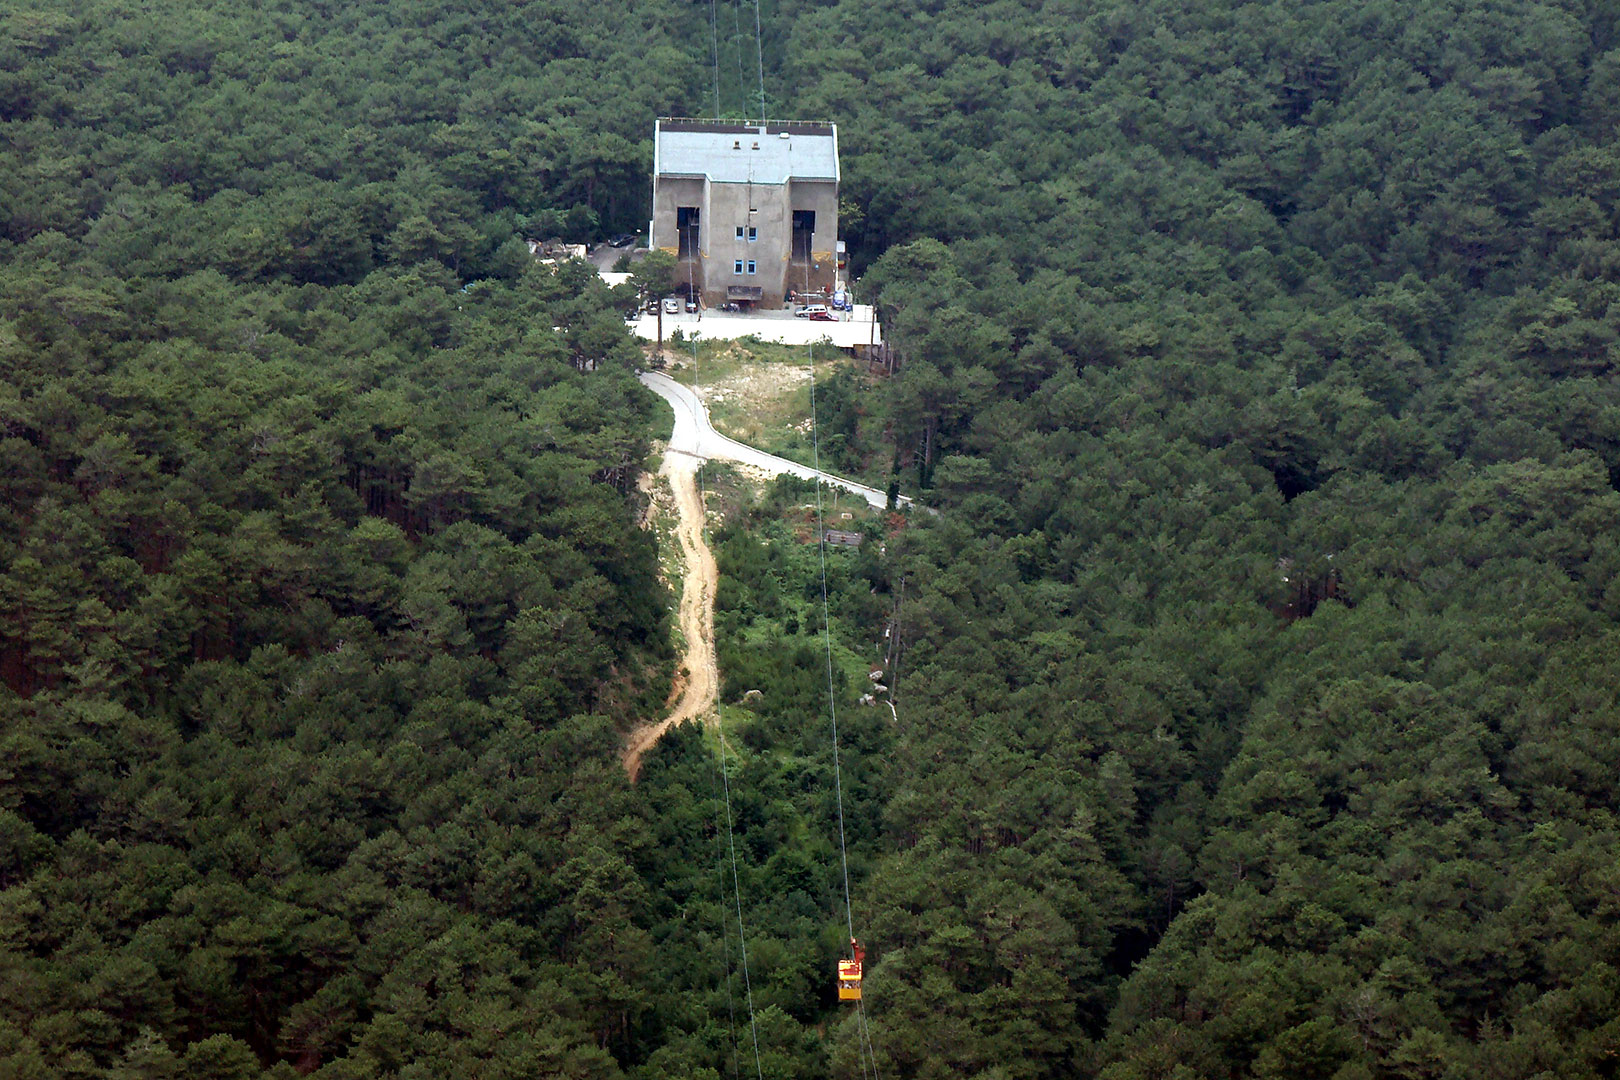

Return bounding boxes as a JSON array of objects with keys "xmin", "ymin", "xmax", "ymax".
[
  {"xmin": 694, "ymin": 333, "xmax": 738, "ymax": 1080},
  {"xmin": 856, "ymin": 998, "xmax": 880, "ymax": 1080},
  {"xmin": 695, "ymin": 335, "xmax": 705, "ymax": 509},
  {"xmin": 806, "ymin": 343, "xmax": 882, "ymax": 1080},
  {"xmin": 751, "ymin": 0, "xmax": 767, "ymax": 120},
  {"xmin": 805, "ymin": 342, "xmax": 857, "ymax": 958},
  {"xmin": 730, "ymin": 0, "xmax": 747, "ymax": 118},
  {"xmin": 710, "ymin": 735, "xmax": 741, "ymax": 1080},
  {"xmin": 718, "ymin": 726, "xmax": 765, "ymax": 1080},
  {"xmin": 708, "ymin": 0, "xmax": 722, "ymax": 119}
]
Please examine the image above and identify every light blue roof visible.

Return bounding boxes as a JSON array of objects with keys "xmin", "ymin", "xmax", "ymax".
[{"xmin": 655, "ymin": 121, "xmax": 838, "ymax": 186}]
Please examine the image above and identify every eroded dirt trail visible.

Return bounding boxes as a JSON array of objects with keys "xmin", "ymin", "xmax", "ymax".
[{"xmin": 623, "ymin": 455, "xmax": 717, "ymax": 780}]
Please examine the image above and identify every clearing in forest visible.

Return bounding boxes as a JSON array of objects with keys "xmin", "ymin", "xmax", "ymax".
[
  {"xmin": 623, "ymin": 455, "xmax": 717, "ymax": 780},
  {"xmin": 664, "ymin": 338, "xmax": 891, "ymax": 489}
]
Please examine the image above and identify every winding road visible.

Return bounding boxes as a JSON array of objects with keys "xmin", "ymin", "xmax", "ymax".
[
  {"xmin": 638, "ymin": 370, "xmax": 904, "ymax": 510},
  {"xmin": 623, "ymin": 368, "xmax": 906, "ymax": 780}
]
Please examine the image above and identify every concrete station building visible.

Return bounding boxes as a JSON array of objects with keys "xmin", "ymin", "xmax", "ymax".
[{"xmin": 650, "ymin": 117, "xmax": 840, "ymax": 310}]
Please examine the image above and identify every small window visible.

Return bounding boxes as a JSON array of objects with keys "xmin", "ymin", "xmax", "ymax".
[
  {"xmin": 746, "ymin": 260, "xmax": 756, "ymax": 275},
  {"xmin": 734, "ymin": 260, "xmax": 744, "ymax": 274},
  {"xmin": 748, "ymin": 227, "xmax": 757, "ymax": 242},
  {"xmin": 735, "ymin": 226, "xmax": 744, "ymax": 240}
]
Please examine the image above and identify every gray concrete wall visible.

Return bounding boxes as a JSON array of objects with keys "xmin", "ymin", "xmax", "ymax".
[
  {"xmin": 706, "ymin": 180, "xmax": 789, "ymax": 305},
  {"xmin": 651, "ymin": 176, "xmax": 705, "ymax": 250},
  {"xmin": 654, "ymin": 175, "xmax": 839, "ymax": 307},
  {"xmin": 652, "ymin": 176, "xmax": 708, "ymax": 297},
  {"xmin": 788, "ymin": 179, "xmax": 839, "ymax": 298}
]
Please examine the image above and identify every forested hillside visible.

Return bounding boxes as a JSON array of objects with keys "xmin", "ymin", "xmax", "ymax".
[
  {"xmin": 5, "ymin": 0, "xmax": 1620, "ymax": 1077},
  {"xmin": 1, "ymin": 0, "xmax": 693, "ymax": 1074},
  {"xmin": 779, "ymin": 0, "xmax": 1620, "ymax": 1075}
]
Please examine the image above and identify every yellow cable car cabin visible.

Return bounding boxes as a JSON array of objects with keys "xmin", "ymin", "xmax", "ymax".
[{"xmin": 837, "ymin": 939, "xmax": 865, "ymax": 1002}]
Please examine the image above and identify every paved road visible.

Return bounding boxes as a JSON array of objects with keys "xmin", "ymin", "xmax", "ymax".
[{"xmin": 639, "ymin": 370, "xmax": 904, "ymax": 511}]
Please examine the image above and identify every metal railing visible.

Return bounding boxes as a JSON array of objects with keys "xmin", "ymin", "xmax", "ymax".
[{"xmin": 658, "ymin": 116, "xmax": 835, "ymax": 132}]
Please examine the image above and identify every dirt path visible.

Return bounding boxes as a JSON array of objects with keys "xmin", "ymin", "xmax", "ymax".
[{"xmin": 623, "ymin": 456, "xmax": 718, "ymax": 780}]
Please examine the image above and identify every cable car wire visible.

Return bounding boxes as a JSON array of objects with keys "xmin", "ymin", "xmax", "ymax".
[
  {"xmin": 711, "ymin": 741, "xmax": 741, "ymax": 1080},
  {"xmin": 806, "ymin": 342, "xmax": 882, "ymax": 1080},
  {"xmin": 751, "ymin": 0, "xmax": 767, "ymax": 119},
  {"xmin": 717, "ymin": 726, "xmax": 765, "ymax": 1080},
  {"xmin": 697, "ymin": 335, "xmax": 740, "ymax": 1080},
  {"xmin": 730, "ymin": 0, "xmax": 747, "ymax": 117},
  {"xmin": 708, "ymin": 0, "xmax": 722, "ymax": 119},
  {"xmin": 681, "ymin": 0, "xmax": 885, "ymax": 1063},
  {"xmin": 806, "ymin": 342, "xmax": 857, "ymax": 950},
  {"xmin": 683, "ymin": 319, "xmax": 755, "ymax": 1080}
]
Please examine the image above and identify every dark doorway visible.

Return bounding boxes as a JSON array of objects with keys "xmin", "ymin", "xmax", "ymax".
[
  {"xmin": 792, "ymin": 209, "xmax": 815, "ymax": 260},
  {"xmin": 677, "ymin": 206, "xmax": 700, "ymax": 258}
]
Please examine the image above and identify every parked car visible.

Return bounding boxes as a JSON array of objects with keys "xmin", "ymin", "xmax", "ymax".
[
  {"xmin": 610, "ymin": 233, "xmax": 637, "ymax": 247},
  {"xmin": 795, "ymin": 304, "xmax": 831, "ymax": 319},
  {"xmin": 663, "ymin": 297, "xmax": 681, "ymax": 314}
]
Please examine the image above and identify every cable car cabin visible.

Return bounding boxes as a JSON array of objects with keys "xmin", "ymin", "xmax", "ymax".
[
  {"xmin": 837, "ymin": 940, "xmax": 865, "ymax": 1002},
  {"xmin": 837, "ymin": 959, "xmax": 862, "ymax": 1001}
]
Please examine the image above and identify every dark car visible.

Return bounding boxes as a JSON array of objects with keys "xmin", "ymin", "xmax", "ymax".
[{"xmin": 610, "ymin": 233, "xmax": 637, "ymax": 247}]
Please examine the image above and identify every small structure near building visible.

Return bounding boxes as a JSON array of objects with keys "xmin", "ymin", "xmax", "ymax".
[
  {"xmin": 823, "ymin": 529, "xmax": 863, "ymax": 549},
  {"xmin": 651, "ymin": 117, "xmax": 840, "ymax": 310},
  {"xmin": 529, "ymin": 238, "xmax": 588, "ymax": 262}
]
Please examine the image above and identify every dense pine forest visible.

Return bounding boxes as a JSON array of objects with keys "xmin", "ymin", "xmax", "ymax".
[{"xmin": 4, "ymin": 0, "xmax": 1620, "ymax": 1077}]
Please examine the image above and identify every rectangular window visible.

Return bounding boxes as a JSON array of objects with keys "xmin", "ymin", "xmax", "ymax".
[
  {"xmin": 735, "ymin": 226, "xmax": 744, "ymax": 240},
  {"xmin": 748, "ymin": 227, "xmax": 757, "ymax": 241},
  {"xmin": 734, "ymin": 260, "xmax": 744, "ymax": 274},
  {"xmin": 746, "ymin": 260, "xmax": 756, "ymax": 275}
]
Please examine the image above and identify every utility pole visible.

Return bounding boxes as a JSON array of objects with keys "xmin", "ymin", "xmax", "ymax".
[{"xmin": 868, "ymin": 295, "xmax": 876, "ymax": 369}]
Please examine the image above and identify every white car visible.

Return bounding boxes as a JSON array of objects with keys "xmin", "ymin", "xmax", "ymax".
[{"xmin": 662, "ymin": 297, "xmax": 681, "ymax": 314}]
